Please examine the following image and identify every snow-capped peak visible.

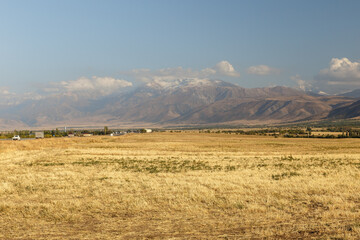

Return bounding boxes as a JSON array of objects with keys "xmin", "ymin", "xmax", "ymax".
[{"xmin": 145, "ymin": 78, "xmax": 221, "ymax": 90}]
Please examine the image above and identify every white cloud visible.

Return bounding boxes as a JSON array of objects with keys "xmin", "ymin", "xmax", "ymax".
[
  {"xmin": 290, "ymin": 75, "xmax": 311, "ymax": 91},
  {"xmin": 0, "ymin": 87, "xmax": 28, "ymax": 105},
  {"xmin": 125, "ymin": 61, "xmax": 239, "ymax": 83},
  {"xmin": 0, "ymin": 87, "xmax": 15, "ymax": 95},
  {"xmin": 318, "ymin": 57, "xmax": 360, "ymax": 80},
  {"xmin": 214, "ymin": 61, "xmax": 240, "ymax": 77},
  {"xmin": 315, "ymin": 58, "xmax": 360, "ymax": 93},
  {"xmin": 48, "ymin": 76, "xmax": 132, "ymax": 95},
  {"xmin": 247, "ymin": 65, "xmax": 280, "ymax": 76}
]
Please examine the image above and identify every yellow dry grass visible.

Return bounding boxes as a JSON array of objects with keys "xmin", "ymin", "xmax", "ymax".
[{"xmin": 0, "ymin": 132, "xmax": 360, "ymax": 239}]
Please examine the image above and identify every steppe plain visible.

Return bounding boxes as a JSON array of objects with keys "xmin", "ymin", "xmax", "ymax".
[{"xmin": 0, "ymin": 132, "xmax": 360, "ymax": 239}]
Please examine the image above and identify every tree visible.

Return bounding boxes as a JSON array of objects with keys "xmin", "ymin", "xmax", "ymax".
[
  {"xmin": 104, "ymin": 126, "xmax": 108, "ymax": 135},
  {"xmin": 306, "ymin": 126, "xmax": 312, "ymax": 136}
]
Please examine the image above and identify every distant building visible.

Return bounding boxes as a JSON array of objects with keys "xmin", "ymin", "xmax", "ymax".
[
  {"xmin": 35, "ymin": 132, "xmax": 44, "ymax": 139},
  {"xmin": 145, "ymin": 129, "xmax": 152, "ymax": 133},
  {"xmin": 83, "ymin": 133, "xmax": 93, "ymax": 137},
  {"xmin": 111, "ymin": 131, "xmax": 127, "ymax": 136}
]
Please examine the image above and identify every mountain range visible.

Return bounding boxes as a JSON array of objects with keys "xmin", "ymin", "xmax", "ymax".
[{"xmin": 1, "ymin": 79, "xmax": 359, "ymax": 129}]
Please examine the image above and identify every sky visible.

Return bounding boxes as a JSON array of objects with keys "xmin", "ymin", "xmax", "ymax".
[{"xmin": 0, "ymin": 0, "xmax": 360, "ymax": 98}]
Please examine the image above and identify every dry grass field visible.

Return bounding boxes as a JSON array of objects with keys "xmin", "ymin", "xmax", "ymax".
[{"xmin": 1, "ymin": 132, "xmax": 360, "ymax": 239}]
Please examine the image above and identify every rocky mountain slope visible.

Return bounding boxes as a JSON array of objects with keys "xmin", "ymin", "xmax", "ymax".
[
  {"xmin": 338, "ymin": 89, "xmax": 360, "ymax": 98},
  {"xmin": 327, "ymin": 99, "xmax": 360, "ymax": 119},
  {"xmin": 0, "ymin": 79, "xmax": 358, "ymax": 129}
]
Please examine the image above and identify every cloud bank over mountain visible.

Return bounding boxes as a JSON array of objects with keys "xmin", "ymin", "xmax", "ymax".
[
  {"xmin": 1, "ymin": 58, "xmax": 360, "ymax": 107},
  {"xmin": 290, "ymin": 75, "xmax": 312, "ymax": 92},
  {"xmin": 125, "ymin": 60, "xmax": 240, "ymax": 83},
  {"xmin": 247, "ymin": 65, "xmax": 280, "ymax": 76},
  {"xmin": 315, "ymin": 58, "xmax": 360, "ymax": 94},
  {"xmin": 44, "ymin": 76, "xmax": 132, "ymax": 95},
  {"xmin": 0, "ymin": 61, "xmax": 239, "ymax": 104}
]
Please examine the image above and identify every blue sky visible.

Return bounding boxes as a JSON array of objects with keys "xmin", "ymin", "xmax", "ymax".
[{"xmin": 0, "ymin": 0, "xmax": 360, "ymax": 96}]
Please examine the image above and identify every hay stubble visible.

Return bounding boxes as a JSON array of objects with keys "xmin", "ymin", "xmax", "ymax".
[{"xmin": 0, "ymin": 132, "xmax": 360, "ymax": 239}]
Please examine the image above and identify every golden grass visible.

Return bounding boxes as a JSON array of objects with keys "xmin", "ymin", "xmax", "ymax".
[{"xmin": 1, "ymin": 132, "xmax": 360, "ymax": 239}]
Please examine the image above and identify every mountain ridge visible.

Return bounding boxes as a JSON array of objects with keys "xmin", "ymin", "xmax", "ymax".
[{"xmin": 0, "ymin": 79, "xmax": 359, "ymax": 129}]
